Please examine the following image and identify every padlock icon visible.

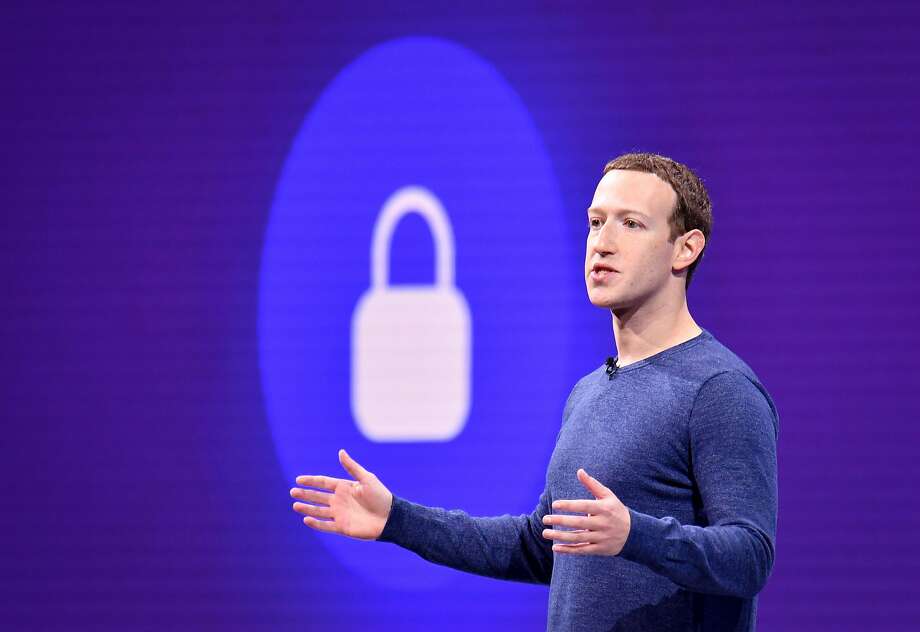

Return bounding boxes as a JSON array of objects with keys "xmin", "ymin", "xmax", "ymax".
[{"xmin": 351, "ymin": 186, "xmax": 472, "ymax": 442}]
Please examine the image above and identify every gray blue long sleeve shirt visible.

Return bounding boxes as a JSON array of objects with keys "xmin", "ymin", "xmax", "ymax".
[{"xmin": 377, "ymin": 328, "xmax": 779, "ymax": 631}]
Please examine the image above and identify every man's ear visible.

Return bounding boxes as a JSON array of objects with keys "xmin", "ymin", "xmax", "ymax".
[{"xmin": 672, "ymin": 229, "xmax": 705, "ymax": 272}]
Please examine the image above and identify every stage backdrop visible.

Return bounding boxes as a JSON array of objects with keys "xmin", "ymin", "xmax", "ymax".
[{"xmin": 4, "ymin": 2, "xmax": 919, "ymax": 630}]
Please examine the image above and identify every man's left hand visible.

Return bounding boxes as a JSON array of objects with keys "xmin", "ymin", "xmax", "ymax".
[{"xmin": 542, "ymin": 468, "xmax": 632, "ymax": 556}]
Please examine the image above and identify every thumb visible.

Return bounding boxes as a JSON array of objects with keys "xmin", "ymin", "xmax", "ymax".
[
  {"xmin": 339, "ymin": 448, "xmax": 371, "ymax": 483},
  {"xmin": 578, "ymin": 468, "xmax": 613, "ymax": 499}
]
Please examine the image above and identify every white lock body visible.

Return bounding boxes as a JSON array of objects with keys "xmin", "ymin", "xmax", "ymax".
[{"xmin": 351, "ymin": 186, "xmax": 472, "ymax": 442}]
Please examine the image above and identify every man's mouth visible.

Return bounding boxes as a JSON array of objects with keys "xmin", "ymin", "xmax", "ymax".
[{"xmin": 589, "ymin": 264, "xmax": 618, "ymax": 283}]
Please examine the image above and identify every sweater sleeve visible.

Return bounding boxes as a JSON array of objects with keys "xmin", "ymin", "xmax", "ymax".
[
  {"xmin": 375, "ymin": 485, "xmax": 555, "ymax": 585},
  {"xmin": 372, "ymin": 378, "xmax": 590, "ymax": 584},
  {"xmin": 617, "ymin": 370, "xmax": 779, "ymax": 598}
]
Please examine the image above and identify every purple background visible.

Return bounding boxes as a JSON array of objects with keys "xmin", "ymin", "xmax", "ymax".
[{"xmin": 4, "ymin": 2, "xmax": 919, "ymax": 630}]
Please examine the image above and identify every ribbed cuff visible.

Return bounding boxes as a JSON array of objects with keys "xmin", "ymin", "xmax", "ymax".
[
  {"xmin": 618, "ymin": 507, "xmax": 667, "ymax": 567},
  {"xmin": 376, "ymin": 493, "xmax": 409, "ymax": 543}
]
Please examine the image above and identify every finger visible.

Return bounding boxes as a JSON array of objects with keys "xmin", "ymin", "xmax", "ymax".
[
  {"xmin": 293, "ymin": 501, "xmax": 333, "ymax": 520},
  {"xmin": 578, "ymin": 469, "xmax": 613, "ymax": 499},
  {"xmin": 553, "ymin": 542, "xmax": 599, "ymax": 555},
  {"xmin": 290, "ymin": 487, "xmax": 332, "ymax": 506},
  {"xmin": 303, "ymin": 515, "xmax": 340, "ymax": 534},
  {"xmin": 542, "ymin": 513, "xmax": 593, "ymax": 530},
  {"xmin": 295, "ymin": 474, "xmax": 349, "ymax": 491},
  {"xmin": 542, "ymin": 527, "xmax": 592, "ymax": 544},
  {"xmin": 551, "ymin": 499, "xmax": 596, "ymax": 514},
  {"xmin": 338, "ymin": 448, "xmax": 371, "ymax": 483}
]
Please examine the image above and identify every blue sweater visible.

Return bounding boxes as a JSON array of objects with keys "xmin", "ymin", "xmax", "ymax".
[{"xmin": 377, "ymin": 328, "xmax": 779, "ymax": 631}]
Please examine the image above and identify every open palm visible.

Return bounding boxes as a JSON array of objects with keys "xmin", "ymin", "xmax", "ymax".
[{"xmin": 290, "ymin": 449, "xmax": 393, "ymax": 541}]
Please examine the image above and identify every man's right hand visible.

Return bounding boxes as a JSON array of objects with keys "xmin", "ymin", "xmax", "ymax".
[{"xmin": 290, "ymin": 449, "xmax": 394, "ymax": 541}]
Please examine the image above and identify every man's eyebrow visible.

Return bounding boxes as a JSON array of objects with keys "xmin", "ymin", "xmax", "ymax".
[{"xmin": 587, "ymin": 206, "xmax": 651, "ymax": 220}]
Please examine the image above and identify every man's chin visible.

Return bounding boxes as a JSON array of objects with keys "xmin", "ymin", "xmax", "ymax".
[{"xmin": 587, "ymin": 292, "xmax": 621, "ymax": 310}]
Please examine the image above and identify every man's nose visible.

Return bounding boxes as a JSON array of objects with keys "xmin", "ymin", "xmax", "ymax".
[{"xmin": 592, "ymin": 222, "xmax": 619, "ymax": 255}]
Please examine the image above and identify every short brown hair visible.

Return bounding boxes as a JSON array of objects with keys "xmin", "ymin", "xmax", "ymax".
[{"xmin": 603, "ymin": 152, "xmax": 713, "ymax": 288}]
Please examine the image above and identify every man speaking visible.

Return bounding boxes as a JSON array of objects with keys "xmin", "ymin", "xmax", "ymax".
[{"xmin": 290, "ymin": 152, "xmax": 779, "ymax": 631}]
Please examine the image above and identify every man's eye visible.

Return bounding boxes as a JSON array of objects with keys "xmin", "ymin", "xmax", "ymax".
[
  {"xmin": 589, "ymin": 218, "xmax": 601, "ymax": 229},
  {"xmin": 624, "ymin": 219, "xmax": 641, "ymax": 229}
]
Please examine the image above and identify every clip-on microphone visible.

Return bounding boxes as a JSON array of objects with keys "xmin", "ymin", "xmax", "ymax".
[{"xmin": 605, "ymin": 356, "xmax": 619, "ymax": 380}]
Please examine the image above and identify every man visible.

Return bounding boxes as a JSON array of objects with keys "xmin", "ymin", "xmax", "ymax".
[{"xmin": 290, "ymin": 152, "xmax": 779, "ymax": 631}]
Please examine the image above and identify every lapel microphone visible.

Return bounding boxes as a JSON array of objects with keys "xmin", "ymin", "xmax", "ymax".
[{"xmin": 605, "ymin": 356, "xmax": 619, "ymax": 380}]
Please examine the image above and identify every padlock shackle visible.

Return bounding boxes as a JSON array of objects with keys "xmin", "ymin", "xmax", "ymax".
[{"xmin": 371, "ymin": 186, "xmax": 456, "ymax": 289}]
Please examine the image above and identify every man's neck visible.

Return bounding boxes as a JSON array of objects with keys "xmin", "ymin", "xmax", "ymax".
[{"xmin": 610, "ymin": 293, "xmax": 702, "ymax": 367}]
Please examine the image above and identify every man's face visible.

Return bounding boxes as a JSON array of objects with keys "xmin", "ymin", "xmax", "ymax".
[{"xmin": 585, "ymin": 169, "xmax": 683, "ymax": 311}]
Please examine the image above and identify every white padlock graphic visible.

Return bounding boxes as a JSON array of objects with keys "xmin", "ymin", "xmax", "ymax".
[{"xmin": 351, "ymin": 186, "xmax": 472, "ymax": 442}]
